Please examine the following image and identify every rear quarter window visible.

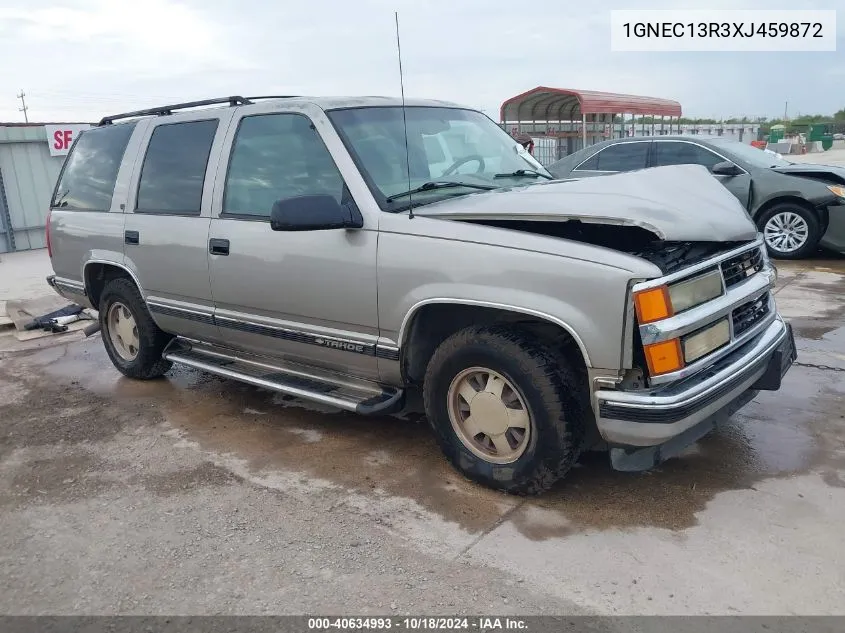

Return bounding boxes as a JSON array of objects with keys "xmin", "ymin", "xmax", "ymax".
[
  {"xmin": 51, "ymin": 122, "xmax": 136, "ymax": 211},
  {"xmin": 135, "ymin": 119, "xmax": 219, "ymax": 215}
]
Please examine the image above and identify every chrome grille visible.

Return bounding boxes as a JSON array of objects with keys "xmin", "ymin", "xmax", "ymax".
[
  {"xmin": 721, "ymin": 247, "xmax": 764, "ymax": 288},
  {"xmin": 732, "ymin": 293, "xmax": 770, "ymax": 337}
]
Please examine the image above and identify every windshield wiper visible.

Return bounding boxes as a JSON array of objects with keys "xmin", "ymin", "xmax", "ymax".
[
  {"xmin": 385, "ymin": 181, "xmax": 496, "ymax": 203},
  {"xmin": 493, "ymin": 169, "xmax": 553, "ymax": 180}
]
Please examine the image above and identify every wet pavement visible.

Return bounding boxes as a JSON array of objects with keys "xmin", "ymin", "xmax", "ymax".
[{"xmin": 0, "ymin": 257, "xmax": 843, "ymax": 615}]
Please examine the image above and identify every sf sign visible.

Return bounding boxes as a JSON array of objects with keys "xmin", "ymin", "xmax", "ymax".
[{"xmin": 45, "ymin": 124, "xmax": 92, "ymax": 157}]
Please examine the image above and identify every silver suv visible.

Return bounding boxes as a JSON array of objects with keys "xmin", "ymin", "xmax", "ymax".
[{"xmin": 46, "ymin": 95, "xmax": 796, "ymax": 494}]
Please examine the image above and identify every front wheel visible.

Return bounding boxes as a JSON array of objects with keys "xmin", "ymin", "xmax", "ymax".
[
  {"xmin": 758, "ymin": 203, "xmax": 821, "ymax": 260},
  {"xmin": 99, "ymin": 277, "xmax": 173, "ymax": 379},
  {"xmin": 423, "ymin": 325, "xmax": 586, "ymax": 495}
]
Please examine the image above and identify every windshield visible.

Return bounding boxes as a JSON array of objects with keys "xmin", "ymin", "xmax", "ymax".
[
  {"xmin": 327, "ymin": 106, "xmax": 550, "ymax": 211},
  {"xmin": 709, "ymin": 139, "xmax": 793, "ymax": 168}
]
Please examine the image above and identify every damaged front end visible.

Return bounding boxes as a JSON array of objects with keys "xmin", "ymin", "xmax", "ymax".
[
  {"xmin": 416, "ymin": 165, "xmax": 796, "ymax": 470},
  {"xmin": 596, "ymin": 236, "xmax": 795, "ymax": 471}
]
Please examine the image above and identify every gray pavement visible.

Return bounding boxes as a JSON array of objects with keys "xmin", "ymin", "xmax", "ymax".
[{"xmin": 0, "ymin": 253, "xmax": 843, "ymax": 615}]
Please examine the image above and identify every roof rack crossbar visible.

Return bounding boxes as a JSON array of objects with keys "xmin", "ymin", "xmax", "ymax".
[
  {"xmin": 98, "ymin": 96, "xmax": 251, "ymax": 126},
  {"xmin": 244, "ymin": 95, "xmax": 300, "ymax": 101}
]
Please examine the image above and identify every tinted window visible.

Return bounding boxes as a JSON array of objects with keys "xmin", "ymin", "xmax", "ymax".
[
  {"xmin": 593, "ymin": 143, "xmax": 649, "ymax": 171},
  {"xmin": 136, "ymin": 119, "xmax": 218, "ymax": 215},
  {"xmin": 575, "ymin": 151, "xmax": 600, "ymax": 171},
  {"xmin": 51, "ymin": 123, "xmax": 135, "ymax": 211},
  {"xmin": 652, "ymin": 142, "xmax": 723, "ymax": 170},
  {"xmin": 223, "ymin": 114, "xmax": 344, "ymax": 218}
]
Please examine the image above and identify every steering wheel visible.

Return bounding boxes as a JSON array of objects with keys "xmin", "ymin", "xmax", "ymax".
[{"xmin": 441, "ymin": 154, "xmax": 486, "ymax": 177}]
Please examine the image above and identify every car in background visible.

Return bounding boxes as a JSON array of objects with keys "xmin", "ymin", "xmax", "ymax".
[{"xmin": 547, "ymin": 136, "xmax": 845, "ymax": 259}]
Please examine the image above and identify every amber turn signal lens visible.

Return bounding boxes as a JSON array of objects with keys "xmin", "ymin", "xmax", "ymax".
[
  {"xmin": 644, "ymin": 339, "xmax": 684, "ymax": 375},
  {"xmin": 634, "ymin": 286, "xmax": 673, "ymax": 324}
]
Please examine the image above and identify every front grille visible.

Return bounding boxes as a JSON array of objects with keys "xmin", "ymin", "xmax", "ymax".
[
  {"xmin": 732, "ymin": 293, "xmax": 770, "ymax": 337},
  {"xmin": 721, "ymin": 247, "xmax": 764, "ymax": 288}
]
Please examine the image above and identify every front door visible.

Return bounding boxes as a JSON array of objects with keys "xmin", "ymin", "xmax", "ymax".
[{"xmin": 207, "ymin": 108, "xmax": 379, "ymax": 379}]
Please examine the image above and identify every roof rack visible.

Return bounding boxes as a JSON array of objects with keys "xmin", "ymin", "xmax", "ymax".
[
  {"xmin": 245, "ymin": 95, "xmax": 300, "ymax": 101},
  {"xmin": 98, "ymin": 96, "xmax": 251, "ymax": 126}
]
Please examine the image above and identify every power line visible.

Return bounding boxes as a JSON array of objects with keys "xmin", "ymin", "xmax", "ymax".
[{"xmin": 16, "ymin": 90, "xmax": 28, "ymax": 123}]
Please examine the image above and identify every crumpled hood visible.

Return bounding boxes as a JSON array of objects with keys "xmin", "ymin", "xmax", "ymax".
[
  {"xmin": 771, "ymin": 163, "xmax": 845, "ymax": 183},
  {"xmin": 415, "ymin": 164, "xmax": 759, "ymax": 242}
]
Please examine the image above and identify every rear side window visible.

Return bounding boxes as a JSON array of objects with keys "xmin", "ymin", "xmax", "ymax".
[
  {"xmin": 51, "ymin": 123, "xmax": 135, "ymax": 211},
  {"xmin": 590, "ymin": 143, "xmax": 649, "ymax": 172},
  {"xmin": 136, "ymin": 119, "xmax": 218, "ymax": 215}
]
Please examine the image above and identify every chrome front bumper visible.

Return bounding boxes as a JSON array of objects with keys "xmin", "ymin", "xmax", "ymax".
[{"xmin": 595, "ymin": 316, "xmax": 795, "ymax": 458}]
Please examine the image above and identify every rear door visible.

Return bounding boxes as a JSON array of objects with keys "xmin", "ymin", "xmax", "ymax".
[
  {"xmin": 123, "ymin": 110, "xmax": 234, "ymax": 342},
  {"xmin": 570, "ymin": 141, "xmax": 651, "ymax": 177},
  {"xmin": 650, "ymin": 140, "xmax": 753, "ymax": 209}
]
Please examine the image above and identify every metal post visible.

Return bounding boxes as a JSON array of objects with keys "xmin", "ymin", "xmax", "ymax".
[
  {"xmin": 581, "ymin": 113, "xmax": 587, "ymax": 148},
  {"xmin": 16, "ymin": 90, "xmax": 29, "ymax": 123},
  {"xmin": 660, "ymin": 115, "xmax": 665, "ymax": 136}
]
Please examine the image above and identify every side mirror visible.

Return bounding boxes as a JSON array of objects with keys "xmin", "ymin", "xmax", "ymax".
[
  {"xmin": 270, "ymin": 194, "xmax": 363, "ymax": 231},
  {"xmin": 712, "ymin": 161, "xmax": 743, "ymax": 176}
]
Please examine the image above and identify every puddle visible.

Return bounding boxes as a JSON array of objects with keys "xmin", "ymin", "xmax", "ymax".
[{"xmin": 9, "ymin": 315, "xmax": 845, "ymax": 541}]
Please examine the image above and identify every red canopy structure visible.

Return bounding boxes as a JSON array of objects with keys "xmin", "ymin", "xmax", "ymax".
[
  {"xmin": 500, "ymin": 86, "xmax": 681, "ymax": 121},
  {"xmin": 499, "ymin": 86, "xmax": 683, "ymax": 163}
]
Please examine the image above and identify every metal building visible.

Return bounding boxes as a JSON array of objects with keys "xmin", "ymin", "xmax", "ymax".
[{"xmin": 0, "ymin": 122, "xmax": 90, "ymax": 253}]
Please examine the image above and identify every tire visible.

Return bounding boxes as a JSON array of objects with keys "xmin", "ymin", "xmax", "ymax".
[
  {"xmin": 99, "ymin": 277, "xmax": 173, "ymax": 379},
  {"xmin": 423, "ymin": 324, "xmax": 586, "ymax": 495},
  {"xmin": 757, "ymin": 202, "xmax": 821, "ymax": 260}
]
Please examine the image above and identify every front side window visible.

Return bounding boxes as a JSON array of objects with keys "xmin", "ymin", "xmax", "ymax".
[
  {"xmin": 327, "ymin": 106, "xmax": 549, "ymax": 211},
  {"xmin": 223, "ymin": 113, "xmax": 345, "ymax": 218},
  {"xmin": 652, "ymin": 142, "xmax": 723, "ymax": 170},
  {"xmin": 591, "ymin": 142, "xmax": 649, "ymax": 172},
  {"xmin": 574, "ymin": 151, "xmax": 600, "ymax": 171},
  {"xmin": 136, "ymin": 119, "xmax": 218, "ymax": 215},
  {"xmin": 51, "ymin": 123, "xmax": 136, "ymax": 211}
]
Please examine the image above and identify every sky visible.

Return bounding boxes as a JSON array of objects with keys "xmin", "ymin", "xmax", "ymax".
[{"xmin": 0, "ymin": 0, "xmax": 842, "ymax": 123}]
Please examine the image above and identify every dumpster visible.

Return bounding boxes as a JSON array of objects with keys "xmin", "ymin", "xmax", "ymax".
[
  {"xmin": 769, "ymin": 125, "xmax": 785, "ymax": 143},
  {"xmin": 808, "ymin": 124, "xmax": 827, "ymax": 142}
]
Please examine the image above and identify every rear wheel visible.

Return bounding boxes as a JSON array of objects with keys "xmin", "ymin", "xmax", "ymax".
[
  {"xmin": 423, "ymin": 324, "xmax": 585, "ymax": 495},
  {"xmin": 99, "ymin": 278, "xmax": 172, "ymax": 379},
  {"xmin": 757, "ymin": 203, "xmax": 821, "ymax": 259}
]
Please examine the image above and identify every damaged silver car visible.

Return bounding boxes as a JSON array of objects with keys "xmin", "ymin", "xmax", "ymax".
[{"xmin": 46, "ymin": 96, "xmax": 796, "ymax": 494}]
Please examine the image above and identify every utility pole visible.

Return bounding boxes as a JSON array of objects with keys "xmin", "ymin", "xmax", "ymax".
[{"xmin": 16, "ymin": 90, "xmax": 29, "ymax": 123}]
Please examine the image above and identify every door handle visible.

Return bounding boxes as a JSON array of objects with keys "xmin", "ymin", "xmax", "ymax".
[
  {"xmin": 125, "ymin": 230, "xmax": 139, "ymax": 245},
  {"xmin": 209, "ymin": 238, "xmax": 230, "ymax": 256}
]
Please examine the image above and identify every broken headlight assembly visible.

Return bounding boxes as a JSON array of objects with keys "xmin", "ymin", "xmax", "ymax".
[
  {"xmin": 633, "ymin": 269, "xmax": 724, "ymax": 324},
  {"xmin": 632, "ymin": 270, "xmax": 727, "ymax": 376}
]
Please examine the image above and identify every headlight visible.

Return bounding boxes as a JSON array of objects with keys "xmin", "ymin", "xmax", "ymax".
[
  {"xmin": 682, "ymin": 318, "xmax": 731, "ymax": 363},
  {"xmin": 827, "ymin": 185, "xmax": 845, "ymax": 199},
  {"xmin": 634, "ymin": 270, "xmax": 724, "ymax": 324},
  {"xmin": 667, "ymin": 270, "xmax": 724, "ymax": 313}
]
